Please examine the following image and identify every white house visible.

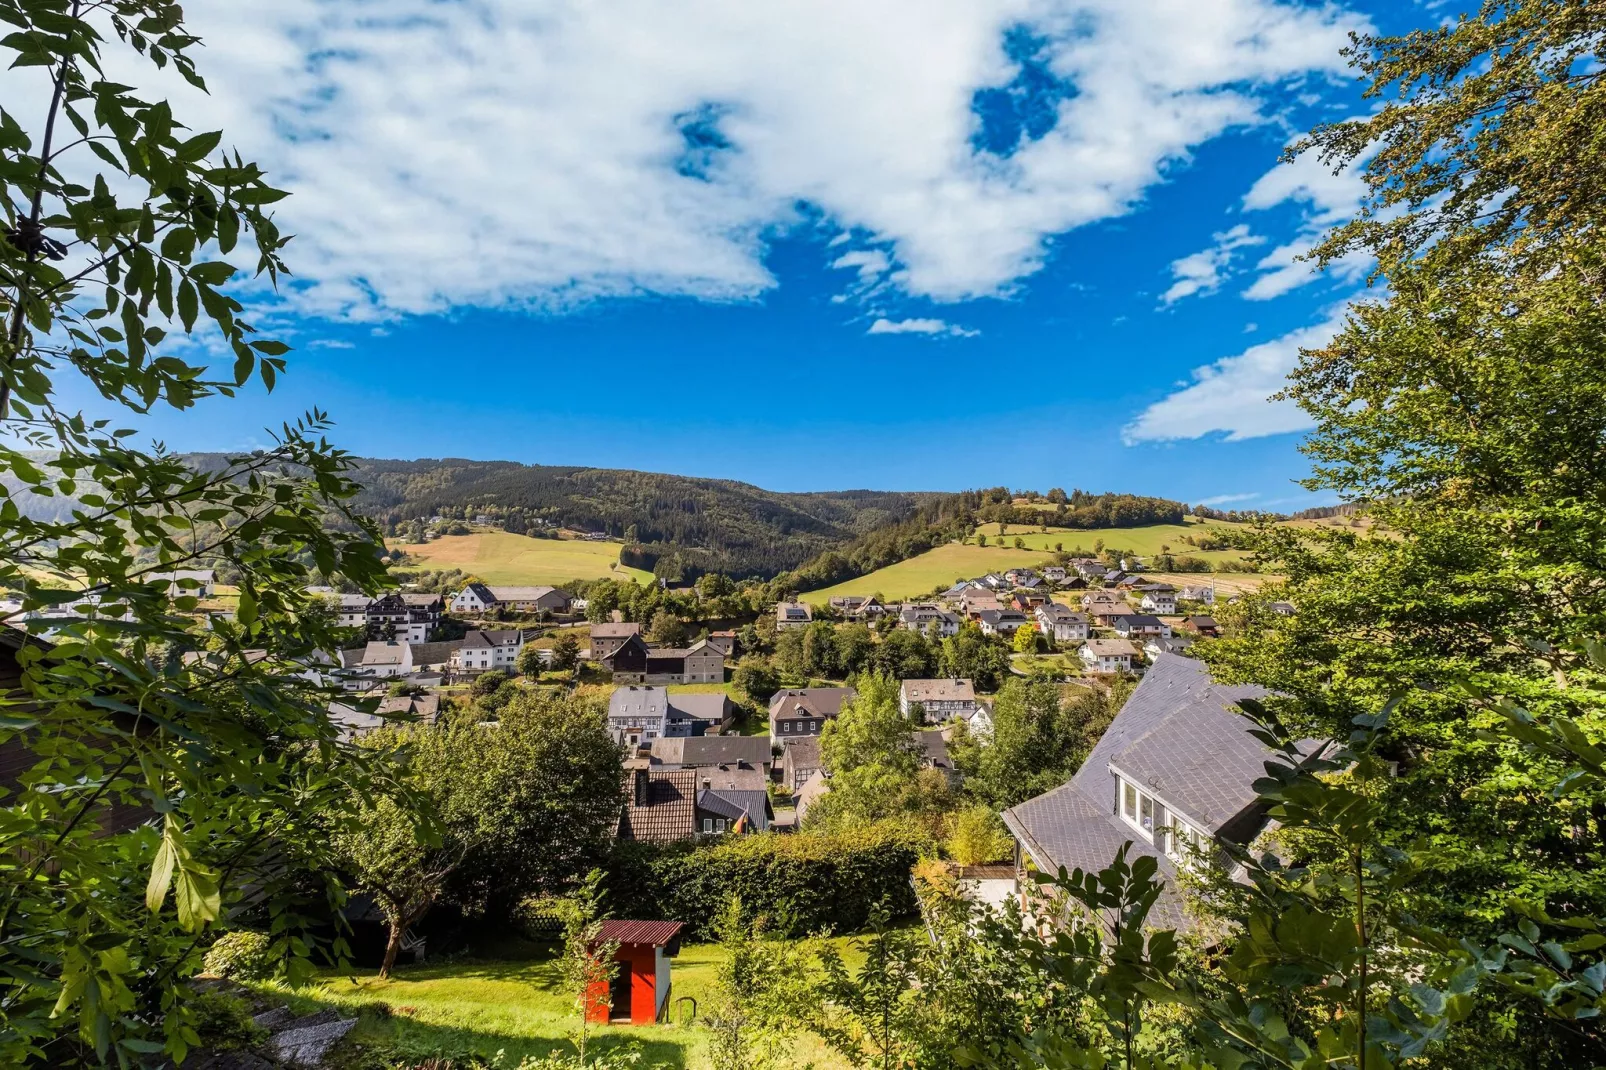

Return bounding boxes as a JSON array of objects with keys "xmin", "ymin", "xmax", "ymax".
[
  {"xmin": 977, "ymin": 609, "xmax": 1028, "ymax": 637},
  {"xmin": 449, "ymin": 583, "xmax": 570, "ymax": 615},
  {"xmin": 1180, "ymin": 585, "xmax": 1216, "ymax": 605},
  {"xmin": 1080, "ymin": 639, "xmax": 1137, "ymax": 675},
  {"xmin": 1034, "ymin": 603, "xmax": 1089, "ymax": 643},
  {"xmin": 1139, "ymin": 588, "xmax": 1178, "ymax": 614},
  {"xmin": 899, "ymin": 678, "xmax": 978, "ymax": 723},
  {"xmin": 339, "ymin": 640, "xmax": 414, "ymax": 688},
  {"xmin": 901, "ymin": 603, "xmax": 960, "ymax": 636},
  {"xmin": 449, "ymin": 629, "xmax": 525, "ymax": 673},
  {"xmin": 1042, "ymin": 566, "xmax": 1067, "ymax": 582},
  {"xmin": 155, "ymin": 569, "xmax": 216, "ymax": 599},
  {"xmin": 607, "ymin": 686, "xmax": 694, "ymax": 747},
  {"xmin": 959, "ymin": 701, "xmax": 994, "ymax": 741},
  {"xmin": 1114, "ymin": 615, "xmax": 1171, "ymax": 640}
]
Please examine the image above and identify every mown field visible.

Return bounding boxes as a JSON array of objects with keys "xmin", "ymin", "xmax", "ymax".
[
  {"xmin": 274, "ymin": 934, "xmax": 869, "ymax": 1069},
  {"xmin": 391, "ymin": 530, "xmax": 655, "ymax": 586}
]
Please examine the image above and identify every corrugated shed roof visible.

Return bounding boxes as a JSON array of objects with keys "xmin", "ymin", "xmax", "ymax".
[{"xmin": 593, "ymin": 920, "xmax": 684, "ymax": 947}]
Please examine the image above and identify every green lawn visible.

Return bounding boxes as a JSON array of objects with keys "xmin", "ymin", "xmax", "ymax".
[
  {"xmin": 392, "ymin": 530, "xmax": 655, "ymax": 586},
  {"xmin": 272, "ymin": 936, "xmax": 866, "ymax": 1069}
]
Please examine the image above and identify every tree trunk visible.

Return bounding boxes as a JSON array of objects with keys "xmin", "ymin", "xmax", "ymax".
[{"xmin": 379, "ymin": 920, "xmax": 404, "ymax": 980}]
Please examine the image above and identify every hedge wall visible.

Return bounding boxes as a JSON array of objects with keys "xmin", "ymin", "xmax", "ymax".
[{"xmin": 605, "ymin": 826, "xmax": 920, "ymax": 939}]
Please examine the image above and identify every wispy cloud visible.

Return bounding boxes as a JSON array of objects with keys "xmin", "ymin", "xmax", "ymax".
[
  {"xmin": 1196, "ymin": 492, "xmax": 1259, "ymax": 506},
  {"xmin": 1123, "ymin": 309, "xmax": 1350, "ymax": 443},
  {"xmin": 1239, "ymin": 139, "xmax": 1374, "ymax": 300},
  {"xmin": 868, "ymin": 317, "xmax": 980, "ymax": 338},
  {"xmin": 1160, "ymin": 224, "xmax": 1264, "ymax": 305}
]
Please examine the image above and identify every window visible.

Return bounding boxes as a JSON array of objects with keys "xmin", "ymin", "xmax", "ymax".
[
  {"xmin": 702, "ymin": 819, "xmax": 713, "ymax": 833},
  {"xmin": 1123, "ymin": 782, "xmax": 1136, "ymax": 819},
  {"xmin": 715, "ymin": 819, "xmax": 727, "ymax": 833},
  {"xmin": 1139, "ymin": 794, "xmax": 1154, "ymax": 833}
]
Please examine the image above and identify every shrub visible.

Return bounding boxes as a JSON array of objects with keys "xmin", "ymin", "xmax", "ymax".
[
  {"xmin": 202, "ymin": 930, "xmax": 276, "ymax": 981},
  {"xmin": 189, "ymin": 990, "xmax": 268, "ymax": 1051},
  {"xmin": 944, "ymin": 806, "xmax": 1014, "ymax": 866},
  {"xmin": 606, "ymin": 825, "xmax": 920, "ymax": 939}
]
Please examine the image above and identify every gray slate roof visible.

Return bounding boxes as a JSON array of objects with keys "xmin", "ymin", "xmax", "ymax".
[
  {"xmin": 1002, "ymin": 654, "xmax": 1289, "ymax": 928},
  {"xmin": 651, "ymin": 734, "xmax": 771, "ymax": 768}
]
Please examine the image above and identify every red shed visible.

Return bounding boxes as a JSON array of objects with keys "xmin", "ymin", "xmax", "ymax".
[{"xmin": 585, "ymin": 920, "xmax": 685, "ymax": 1025}]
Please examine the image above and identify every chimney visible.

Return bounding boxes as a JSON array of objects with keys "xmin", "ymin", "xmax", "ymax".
[
  {"xmin": 701, "ymin": 777, "xmax": 712, "ymax": 793},
  {"xmin": 633, "ymin": 768, "xmax": 650, "ymax": 807}
]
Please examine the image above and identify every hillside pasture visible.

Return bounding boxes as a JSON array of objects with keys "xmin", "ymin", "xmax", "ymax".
[
  {"xmin": 973, "ymin": 521, "xmax": 1251, "ymax": 562},
  {"xmin": 392, "ymin": 530, "xmax": 654, "ymax": 586},
  {"xmin": 800, "ymin": 542, "xmax": 1050, "ymax": 603}
]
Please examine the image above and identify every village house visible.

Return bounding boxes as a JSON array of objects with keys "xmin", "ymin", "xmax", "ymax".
[
  {"xmin": 616, "ymin": 768, "xmax": 770, "ymax": 842},
  {"xmin": 588, "ymin": 622, "xmax": 642, "ymax": 661},
  {"xmin": 1009, "ymin": 591, "xmax": 1050, "ymax": 612},
  {"xmin": 449, "ymin": 582, "xmax": 572, "ymax": 616},
  {"xmin": 603, "ymin": 634, "xmax": 725, "ymax": 684},
  {"xmin": 701, "ymin": 630, "xmax": 739, "ymax": 657},
  {"xmin": 1002, "ymin": 654, "xmax": 1327, "ymax": 929},
  {"xmin": 960, "ymin": 590, "xmax": 1005, "ymax": 618},
  {"xmin": 1179, "ymin": 615, "xmax": 1219, "ymax": 637},
  {"xmin": 1180, "ymin": 585, "xmax": 1216, "ymax": 605},
  {"xmin": 1004, "ymin": 567, "xmax": 1036, "ymax": 586},
  {"xmin": 899, "ymin": 678, "xmax": 978, "ymax": 723},
  {"xmin": 1092, "ymin": 605, "xmax": 1140, "ymax": 628},
  {"xmin": 450, "ymin": 629, "xmax": 525, "ymax": 673},
  {"xmin": 1114, "ymin": 614, "xmax": 1170, "ymax": 640},
  {"xmin": 154, "ymin": 569, "xmax": 216, "ymax": 599},
  {"xmin": 901, "ymin": 603, "xmax": 960, "ymax": 636},
  {"xmin": 663, "ymin": 691, "xmax": 736, "ymax": 734},
  {"xmin": 1080, "ymin": 638, "xmax": 1137, "ymax": 674},
  {"xmin": 334, "ymin": 593, "xmax": 371, "ymax": 629},
  {"xmin": 977, "ymin": 609, "xmax": 1028, "ymax": 637},
  {"xmin": 958, "ymin": 701, "xmax": 994, "ymax": 741},
  {"xmin": 1136, "ymin": 585, "xmax": 1178, "ymax": 614},
  {"xmin": 769, "ymin": 686, "xmax": 856, "ymax": 745},
  {"xmin": 365, "ymin": 592, "xmax": 433, "ymax": 643},
  {"xmin": 326, "ymin": 691, "xmax": 443, "ymax": 740},
  {"xmin": 340, "ymin": 640, "xmax": 415, "ymax": 687},
  {"xmin": 1042, "ymin": 566, "xmax": 1068, "ymax": 582},
  {"xmin": 1146, "ymin": 635, "xmax": 1195, "ymax": 658},
  {"xmin": 608, "ymin": 687, "xmax": 694, "ymax": 747},
  {"xmin": 1035, "ymin": 602, "xmax": 1089, "ymax": 643},
  {"xmin": 779, "ymin": 736, "xmax": 821, "ymax": 793},
  {"xmin": 775, "ymin": 601, "xmax": 814, "ymax": 629}
]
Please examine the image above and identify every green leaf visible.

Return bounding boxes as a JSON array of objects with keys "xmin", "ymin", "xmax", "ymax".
[
  {"xmin": 188, "ymin": 261, "xmax": 236, "ymax": 286},
  {"xmin": 176, "ymin": 129, "xmax": 221, "ymax": 162},
  {"xmin": 177, "ymin": 278, "xmax": 198, "ymax": 331},
  {"xmin": 236, "ymin": 587, "xmax": 258, "ymax": 626},
  {"xmin": 250, "ymin": 339, "xmax": 291, "ymax": 356},
  {"xmin": 145, "ymin": 829, "xmax": 177, "ymax": 913}
]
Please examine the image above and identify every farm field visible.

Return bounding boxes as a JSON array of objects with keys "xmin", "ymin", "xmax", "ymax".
[
  {"xmin": 801, "ymin": 543, "xmax": 1049, "ymax": 603},
  {"xmin": 978, "ymin": 520, "xmax": 1252, "ymax": 563},
  {"xmin": 275, "ymin": 933, "xmax": 868, "ymax": 1069},
  {"xmin": 392, "ymin": 530, "xmax": 654, "ymax": 586}
]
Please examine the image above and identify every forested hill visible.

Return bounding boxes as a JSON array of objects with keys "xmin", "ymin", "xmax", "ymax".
[{"xmin": 293, "ymin": 455, "xmax": 931, "ymax": 579}]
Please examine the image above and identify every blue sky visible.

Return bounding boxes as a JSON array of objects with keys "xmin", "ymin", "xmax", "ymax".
[{"xmin": 89, "ymin": 0, "xmax": 1430, "ymax": 508}]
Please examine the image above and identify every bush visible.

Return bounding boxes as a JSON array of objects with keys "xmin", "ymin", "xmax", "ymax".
[
  {"xmin": 471, "ymin": 669, "xmax": 509, "ymax": 696},
  {"xmin": 202, "ymin": 929, "xmax": 276, "ymax": 981},
  {"xmin": 944, "ymin": 806, "xmax": 1014, "ymax": 866},
  {"xmin": 606, "ymin": 826, "xmax": 920, "ymax": 939},
  {"xmin": 189, "ymin": 989, "xmax": 268, "ymax": 1051}
]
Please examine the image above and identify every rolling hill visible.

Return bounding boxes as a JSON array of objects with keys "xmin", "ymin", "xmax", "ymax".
[{"xmin": 390, "ymin": 530, "xmax": 656, "ymax": 586}]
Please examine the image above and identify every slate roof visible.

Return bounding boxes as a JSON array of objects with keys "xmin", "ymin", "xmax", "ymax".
[
  {"xmin": 666, "ymin": 692, "xmax": 733, "ymax": 725},
  {"xmin": 1002, "ymin": 655, "xmax": 1291, "ymax": 929},
  {"xmin": 783, "ymin": 736, "xmax": 821, "ymax": 769},
  {"xmin": 591, "ymin": 622, "xmax": 641, "ymax": 638},
  {"xmin": 651, "ymin": 734, "xmax": 771, "ymax": 768},
  {"xmin": 768, "ymin": 687, "xmax": 856, "ymax": 718},
  {"xmin": 489, "ymin": 585, "xmax": 562, "ymax": 602}
]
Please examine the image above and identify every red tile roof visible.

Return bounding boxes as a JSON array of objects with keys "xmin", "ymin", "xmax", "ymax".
[{"xmin": 594, "ymin": 920, "xmax": 684, "ymax": 947}]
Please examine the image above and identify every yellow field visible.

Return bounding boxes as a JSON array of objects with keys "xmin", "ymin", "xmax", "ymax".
[{"xmin": 391, "ymin": 530, "xmax": 654, "ymax": 586}]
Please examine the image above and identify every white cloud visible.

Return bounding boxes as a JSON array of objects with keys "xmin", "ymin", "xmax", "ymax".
[
  {"xmin": 1122, "ymin": 310, "xmax": 1348, "ymax": 443},
  {"xmin": 868, "ymin": 317, "xmax": 980, "ymax": 338},
  {"xmin": 15, "ymin": 0, "xmax": 1367, "ymax": 321},
  {"xmin": 1160, "ymin": 223, "xmax": 1264, "ymax": 304},
  {"xmin": 1196, "ymin": 492, "xmax": 1259, "ymax": 506},
  {"xmin": 1239, "ymin": 140, "xmax": 1373, "ymax": 299}
]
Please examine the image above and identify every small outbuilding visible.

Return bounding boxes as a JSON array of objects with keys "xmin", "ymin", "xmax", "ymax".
[{"xmin": 586, "ymin": 920, "xmax": 685, "ymax": 1025}]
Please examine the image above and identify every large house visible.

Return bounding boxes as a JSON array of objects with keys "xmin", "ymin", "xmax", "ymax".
[
  {"xmin": 450, "ymin": 629, "xmax": 525, "ymax": 673},
  {"xmin": 588, "ymin": 622, "xmax": 642, "ymax": 661},
  {"xmin": 329, "ymin": 591, "xmax": 443, "ymax": 642},
  {"xmin": 1002, "ymin": 654, "xmax": 1324, "ymax": 929},
  {"xmin": 609, "ymin": 686, "xmax": 735, "ymax": 746},
  {"xmin": 1035, "ymin": 602, "xmax": 1089, "ymax": 643},
  {"xmin": 1180, "ymin": 585, "xmax": 1216, "ymax": 605},
  {"xmin": 450, "ymin": 583, "xmax": 572, "ymax": 616},
  {"xmin": 340, "ymin": 640, "xmax": 414, "ymax": 686},
  {"xmin": 608, "ymin": 686, "xmax": 693, "ymax": 747},
  {"xmin": 899, "ymin": 679, "xmax": 978, "ymax": 723},
  {"xmin": 775, "ymin": 602, "xmax": 814, "ymax": 630},
  {"xmin": 603, "ymin": 634, "xmax": 725, "ymax": 684},
  {"xmin": 769, "ymin": 686, "xmax": 856, "ymax": 744},
  {"xmin": 1080, "ymin": 639, "xmax": 1137, "ymax": 674},
  {"xmin": 1135, "ymin": 584, "xmax": 1178, "ymax": 615},
  {"xmin": 617, "ymin": 768, "xmax": 771, "ymax": 841},
  {"xmin": 900, "ymin": 603, "xmax": 960, "ymax": 636},
  {"xmin": 1113, "ymin": 615, "xmax": 1170, "ymax": 640}
]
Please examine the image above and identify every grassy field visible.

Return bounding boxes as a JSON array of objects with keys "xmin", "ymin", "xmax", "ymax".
[
  {"xmin": 801, "ymin": 521, "xmax": 1258, "ymax": 604},
  {"xmin": 801, "ymin": 543, "xmax": 1051, "ymax": 604},
  {"xmin": 277, "ymin": 935, "xmax": 866, "ymax": 1069},
  {"xmin": 392, "ymin": 530, "xmax": 654, "ymax": 586}
]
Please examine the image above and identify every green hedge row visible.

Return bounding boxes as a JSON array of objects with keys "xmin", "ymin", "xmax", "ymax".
[{"xmin": 605, "ymin": 826, "xmax": 920, "ymax": 939}]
